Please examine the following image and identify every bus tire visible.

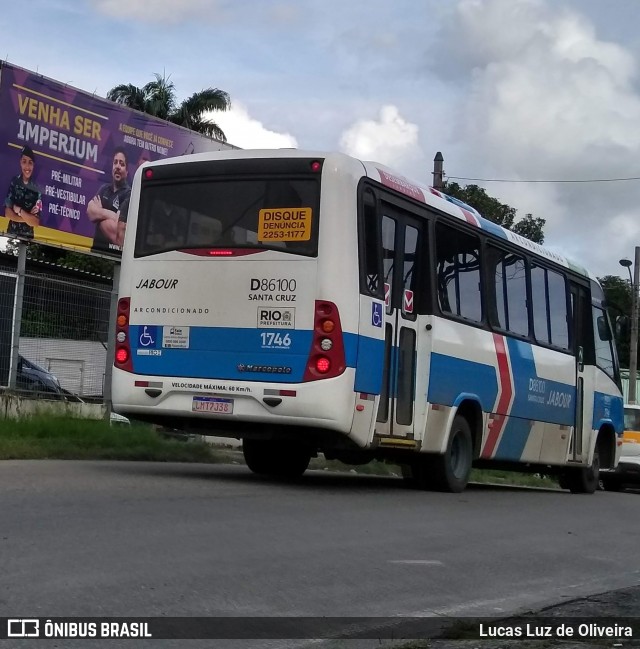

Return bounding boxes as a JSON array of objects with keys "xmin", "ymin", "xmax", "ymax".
[
  {"xmin": 242, "ymin": 439, "xmax": 275, "ymax": 475},
  {"xmin": 271, "ymin": 444, "xmax": 311, "ymax": 479},
  {"xmin": 243, "ymin": 440, "xmax": 311, "ymax": 478},
  {"xmin": 430, "ymin": 415, "xmax": 473, "ymax": 493},
  {"xmin": 561, "ymin": 447, "xmax": 600, "ymax": 494}
]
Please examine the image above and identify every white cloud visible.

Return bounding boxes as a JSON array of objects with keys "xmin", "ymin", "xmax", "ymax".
[
  {"xmin": 92, "ymin": 0, "xmax": 223, "ymax": 23},
  {"xmin": 91, "ymin": 0, "xmax": 300, "ymax": 25},
  {"xmin": 211, "ymin": 103, "xmax": 298, "ymax": 150},
  {"xmin": 339, "ymin": 105, "xmax": 422, "ymax": 170},
  {"xmin": 435, "ymin": 0, "xmax": 640, "ymax": 277}
]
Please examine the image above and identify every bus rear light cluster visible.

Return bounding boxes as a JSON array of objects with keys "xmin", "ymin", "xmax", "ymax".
[
  {"xmin": 303, "ymin": 301, "xmax": 346, "ymax": 382},
  {"xmin": 114, "ymin": 297, "xmax": 133, "ymax": 373}
]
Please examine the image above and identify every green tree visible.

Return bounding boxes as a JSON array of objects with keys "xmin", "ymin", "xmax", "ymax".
[
  {"xmin": 600, "ymin": 274, "xmax": 633, "ymax": 369},
  {"xmin": 107, "ymin": 73, "xmax": 231, "ymax": 141},
  {"xmin": 511, "ymin": 213, "xmax": 545, "ymax": 243},
  {"xmin": 444, "ymin": 182, "xmax": 546, "ymax": 244}
]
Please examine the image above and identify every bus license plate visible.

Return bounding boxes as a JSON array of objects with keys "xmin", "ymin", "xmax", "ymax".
[{"xmin": 192, "ymin": 397, "xmax": 234, "ymax": 414}]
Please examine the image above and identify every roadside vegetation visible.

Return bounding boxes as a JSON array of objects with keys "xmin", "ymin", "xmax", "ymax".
[
  {"xmin": 0, "ymin": 416, "xmax": 220, "ymax": 463},
  {"xmin": 310, "ymin": 457, "xmax": 559, "ymax": 489},
  {"xmin": 0, "ymin": 416, "xmax": 559, "ymax": 489}
]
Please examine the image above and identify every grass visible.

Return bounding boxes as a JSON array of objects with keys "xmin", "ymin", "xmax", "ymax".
[
  {"xmin": 0, "ymin": 416, "xmax": 561, "ymax": 489},
  {"xmin": 309, "ymin": 456, "xmax": 559, "ymax": 489},
  {"xmin": 0, "ymin": 416, "xmax": 220, "ymax": 463},
  {"xmin": 470, "ymin": 468, "xmax": 559, "ymax": 489}
]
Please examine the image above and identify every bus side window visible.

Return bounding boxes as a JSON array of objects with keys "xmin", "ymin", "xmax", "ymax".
[
  {"xmin": 531, "ymin": 265, "xmax": 569, "ymax": 348},
  {"xmin": 358, "ymin": 188, "xmax": 383, "ymax": 298},
  {"xmin": 435, "ymin": 223, "xmax": 482, "ymax": 322},
  {"xmin": 486, "ymin": 245, "xmax": 528, "ymax": 336}
]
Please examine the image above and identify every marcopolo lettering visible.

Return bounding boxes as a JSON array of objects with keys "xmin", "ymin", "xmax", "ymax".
[{"xmin": 135, "ymin": 278, "xmax": 179, "ymax": 289}]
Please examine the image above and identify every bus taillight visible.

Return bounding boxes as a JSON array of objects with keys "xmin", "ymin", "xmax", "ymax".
[
  {"xmin": 116, "ymin": 348, "xmax": 129, "ymax": 364},
  {"xmin": 303, "ymin": 301, "xmax": 346, "ymax": 382},
  {"xmin": 114, "ymin": 297, "xmax": 133, "ymax": 372},
  {"xmin": 316, "ymin": 357, "xmax": 331, "ymax": 373}
]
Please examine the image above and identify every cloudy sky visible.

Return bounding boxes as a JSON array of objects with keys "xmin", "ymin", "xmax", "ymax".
[{"xmin": 2, "ymin": 0, "xmax": 640, "ymax": 279}]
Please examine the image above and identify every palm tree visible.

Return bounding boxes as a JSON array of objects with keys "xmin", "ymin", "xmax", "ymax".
[{"xmin": 107, "ymin": 73, "xmax": 231, "ymax": 142}]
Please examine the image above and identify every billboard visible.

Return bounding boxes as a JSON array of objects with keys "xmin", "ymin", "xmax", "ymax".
[{"xmin": 0, "ymin": 62, "xmax": 235, "ymax": 257}]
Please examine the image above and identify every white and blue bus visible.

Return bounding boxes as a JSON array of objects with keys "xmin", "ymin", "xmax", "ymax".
[{"xmin": 112, "ymin": 150, "xmax": 623, "ymax": 493}]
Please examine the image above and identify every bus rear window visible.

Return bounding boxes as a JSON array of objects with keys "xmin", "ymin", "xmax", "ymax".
[{"xmin": 135, "ymin": 177, "xmax": 319, "ymax": 257}]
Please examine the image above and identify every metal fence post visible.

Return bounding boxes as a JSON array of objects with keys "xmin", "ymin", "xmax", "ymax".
[
  {"xmin": 103, "ymin": 263, "xmax": 121, "ymax": 418},
  {"xmin": 8, "ymin": 242, "xmax": 27, "ymax": 390}
]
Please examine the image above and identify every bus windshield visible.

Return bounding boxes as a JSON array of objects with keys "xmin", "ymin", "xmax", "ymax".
[{"xmin": 135, "ymin": 176, "xmax": 320, "ymax": 257}]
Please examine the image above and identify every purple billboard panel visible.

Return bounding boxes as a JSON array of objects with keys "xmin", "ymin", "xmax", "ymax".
[{"xmin": 0, "ymin": 62, "xmax": 235, "ymax": 257}]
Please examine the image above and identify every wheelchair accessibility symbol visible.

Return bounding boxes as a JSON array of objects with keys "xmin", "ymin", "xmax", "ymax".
[
  {"xmin": 139, "ymin": 326, "xmax": 156, "ymax": 347},
  {"xmin": 371, "ymin": 302, "xmax": 383, "ymax": 328}
]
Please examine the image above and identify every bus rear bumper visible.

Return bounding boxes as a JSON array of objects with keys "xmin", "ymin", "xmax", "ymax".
[{"xmin": 112, "ymin": 367, "xmax": 364, "ymax": 439}]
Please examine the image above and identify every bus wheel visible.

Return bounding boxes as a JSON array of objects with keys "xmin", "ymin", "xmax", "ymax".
[
  {"xmin": 430, "ymin": 415, "xmax": 473, "ymax": 493},
  {"xmin": 561, "ymin": 448, "xmax": 600, "ymax": 494},
  {"xmin": 242, "ymin": 439, "xmax": 275, "ymax": 475},
  {"xmin": 271, "ymin": 443, "xmax": 311, "ymax": 479}
]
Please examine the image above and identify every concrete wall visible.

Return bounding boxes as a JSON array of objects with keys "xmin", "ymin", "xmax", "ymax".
[{"xmin": 0, "ymin": 393, "xmax": 106, "ymax": 420}]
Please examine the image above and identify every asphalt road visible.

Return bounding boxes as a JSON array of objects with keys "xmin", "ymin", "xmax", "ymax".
[{"xmin": 1, "ymin": 460, "xmax": 639, "ymax": 648}]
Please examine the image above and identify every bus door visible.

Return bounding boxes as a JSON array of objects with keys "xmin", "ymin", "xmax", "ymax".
[
  {"xmin": 570, "ymin": 283, "xmax": 590, "ymax": 462},
  {"xmin": 376, "ymin": 209, "xmax": 425, "ymax": 438}
]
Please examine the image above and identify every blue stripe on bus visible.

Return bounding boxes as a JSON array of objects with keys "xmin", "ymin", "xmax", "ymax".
[
  {"xmin": 428, "ymin": 354, "xmax": 498, "ymax": 411},
  {"xmin": 592, "ymin": 391, "xmax": 624, "ymax": 433},
  {"xmin": 429, "ymin": 341, "xmax": 577, "ymax": 427},
  {"xmin": 504, "ymin": 338, "xmax": 575, "ymax": 427},
  {"xmin": 131, "ymin": 326, "xmax": 311, "ymax": 381},
  {"xmin": 353, "ymin": 334, "xmax": 384, "ymax": 394},
  {"xmin": 477, "ymin": 215, "xmax": 509, "ymax": 240},
  {"xmin": 495, "ymin": 418, "xmax": 534, "ymax": 461},
  {"xmin": 130, "ymin": 325, "xmax": 379, "ymax": 385}
]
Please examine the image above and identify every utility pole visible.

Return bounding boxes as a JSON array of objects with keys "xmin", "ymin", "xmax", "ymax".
[
  {"xmin": 630, "ymin": 247, "xmax": 640, "ymax": 404},
  {"xmin": 621, "ymin": 246, "xmax": 640, "ymax": 403},
  {"xmin": 432, "ymin": 152, "xmax": 444, "ymax": 191}
]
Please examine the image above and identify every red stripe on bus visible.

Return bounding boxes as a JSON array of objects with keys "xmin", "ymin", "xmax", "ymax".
[
  {"xmin": 482, "ymin": 334, "xmax": 513, "ymax": 458},
  {"xmin": 460, "ymin": 208, "xmax": 479, "ymax": 226}
]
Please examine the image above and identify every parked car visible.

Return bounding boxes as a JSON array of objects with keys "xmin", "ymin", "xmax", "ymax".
[
  {"xmin": 16, "ymin": 355, "xmax": 65, "ymax": 398},
  {"xmin": 14, "ymin": 355, "xmax": 130, "ymax": 425},
  {"xmin": 600, "ymin": 404, "xmax": 640, "ymax": 491}
]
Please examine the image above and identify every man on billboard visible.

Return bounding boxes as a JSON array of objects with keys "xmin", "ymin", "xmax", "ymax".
[
  {"xmin": 4, "ymin": 145, "xmax": 43, "ymax": 239},
  {"xmin": 87, "ymin": 146, "xmax": 130, "ymax": 253}
]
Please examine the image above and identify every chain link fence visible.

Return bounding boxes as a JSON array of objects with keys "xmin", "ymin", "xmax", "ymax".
[{"xmin": 0, "ymin": 258, "xmax": 113, "ymax": 402}]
